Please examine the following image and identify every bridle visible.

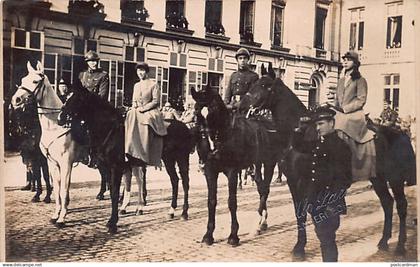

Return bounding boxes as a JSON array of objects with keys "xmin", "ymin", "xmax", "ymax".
[{"xmin": 16, "ymin": 75, "xmax": 61, "ymax": 115}]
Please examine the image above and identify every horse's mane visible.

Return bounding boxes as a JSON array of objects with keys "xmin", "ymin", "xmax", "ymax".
[{"xmin": 73, "ymin": 85, "xmax": 120, "ymax": 119}]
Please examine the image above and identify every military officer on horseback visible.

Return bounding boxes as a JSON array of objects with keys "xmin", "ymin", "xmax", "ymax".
[
  {"xmin": 224, "ymin": 47, "xmax": 259, "ymax": 110},
  {"xmin": 78, "ymin": 50, "xmax": 111, "ymax": 200},
  {"xmin": 293, "ymin": 106, "xmax": 352, "ymax": 262}
]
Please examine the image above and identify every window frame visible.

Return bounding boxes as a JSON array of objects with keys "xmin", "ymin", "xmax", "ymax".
[
  {"xmin": 239, "ymin": 0, "xmax": 255, "ymax": 41},
  {"xmin": 72, "ymin": 37, "xmax": 98, "ymax": 56},
  {"xmin": 270, "ymin": 0, "xmax": 285, "ymax": 47},
  {"xmin": 314, "ymin": 6, "xmax": 328, "ymax": 50},
  {"xmin": 383, "ymin": 73, "xmax": 400, "ymax": 110},
  {"xmin": 348, "ymin": 8, "xmax": 365, "ymax": 51},
  {"xmin": 11, "ymin": 28, "xmax": 44, "ymax": 51}
]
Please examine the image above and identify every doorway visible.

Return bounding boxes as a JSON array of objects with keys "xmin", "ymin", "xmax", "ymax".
[{"xmin": 169, "ymin": 67, "xmax": 186, "ymax": 110}]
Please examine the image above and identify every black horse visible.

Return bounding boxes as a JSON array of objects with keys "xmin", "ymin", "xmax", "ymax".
[
  {"xmin": 59, "ymin": 86, "xmax": 194, "ymax": 225},
  {"xmin": 8, "ymin": 99, "xmax": 53, "ymax": 203},
  {"xmin": 191, "ymin": 78, "xmax": 287, "ymax": 246},
  {"xmin": 246, "ymin": 65, "xmax": 416, "ymax": 256}
]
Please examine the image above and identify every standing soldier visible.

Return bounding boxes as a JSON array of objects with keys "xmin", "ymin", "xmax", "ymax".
[
  {"xmin": 293, "ymin": 106, "xmax": 352, "ymax": 262},
  {"xmin": 224, "ymin": 47, "xmax": 259, "ymax": 110},
  {"xmin": 79, "ymin": 50, "xmax": 110, "ymax": 200},
  {"xmin": 379, "ymin": 99, "xmax": 399, "ymax": 128}
]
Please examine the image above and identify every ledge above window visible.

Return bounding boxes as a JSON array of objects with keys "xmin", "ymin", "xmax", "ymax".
[
  {"xmin": 271, "ymin": 45, "xmax": 290, "ymax": 53},
  {"xmin": 121, "ymin": 17, "xmax": 153, "ymax": 29},
  {"xmin": 240, "ymin": 41, "xmax": 262, "ymax": 48},
  {"xmin": 205, "ymin": 33, "xmax": 230, "ymax": 42},
  {"xmin": 166, "ymin": 27, "xmax": 194, "ymax": 36}
]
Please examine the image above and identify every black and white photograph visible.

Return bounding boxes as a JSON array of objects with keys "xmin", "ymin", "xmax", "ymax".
[{"xmin": 0, "ymin": 0, "xmax": 419, "ymax": 264}]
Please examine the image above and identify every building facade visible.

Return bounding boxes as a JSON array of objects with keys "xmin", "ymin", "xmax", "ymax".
[
  {"xmin": 2, "ymin": 0, "xmax": 343, "ymax": 148},
  {"xmin": 340, "ymin": 0, "xmax": 418, "ymax": 118}
]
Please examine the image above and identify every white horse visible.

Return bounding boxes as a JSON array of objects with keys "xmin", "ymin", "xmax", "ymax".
[{"xmin": 11, "ymin": 61, "xmax": 82, "ymax": 227}]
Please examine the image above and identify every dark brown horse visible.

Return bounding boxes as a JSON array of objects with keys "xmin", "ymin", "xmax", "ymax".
[
  {"xmin": 191, "ymin": 80, "xmax": 286, "ymax": 246},
  {"xmin": 246, "ymin": 64, "xmax": 416, "ymax": 256}
]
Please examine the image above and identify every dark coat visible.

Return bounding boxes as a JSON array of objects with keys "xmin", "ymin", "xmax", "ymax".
[
  {"xmin": 79, "ymin": 68, "xmax": 110, "ymax": 101},
  {"xmin": 224, "ymin": 68, "xmax": 258, "ymax": 105},
  {"xmin": 293, "ymin": 130, "xmax": 352, "ymax": 196}
]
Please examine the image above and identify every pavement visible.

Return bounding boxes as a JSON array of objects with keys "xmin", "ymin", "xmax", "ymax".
[{"xmin": 1, "ymin": 152, "xmax": 418, "ymax": 262}]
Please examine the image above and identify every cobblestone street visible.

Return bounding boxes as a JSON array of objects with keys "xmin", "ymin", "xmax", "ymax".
[{"xmin": 3, "ymin": 154, "xmax": 418, "ymax": 262}]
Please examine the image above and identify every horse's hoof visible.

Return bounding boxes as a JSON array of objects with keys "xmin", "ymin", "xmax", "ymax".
[
  {"xmin": 202, "ymin": 235, "xmax": 214, "ymax": 245},
  {"xmin": 227, "ymin": 236, "xmax": 240, "ymax": 247},
  {"xmin": 259, "ymin": 223, "xmax": 268, "ymax": 231},
  {"xmin": 108, "ymin": 225, "xmax": 117, "ymax": 234},
  {"xmin": 119, "ymin": 209, "xmax": 127, "ymax": 215},
  {"xmin": 55, "ymin": 222, "xmax": 65, "ymax": 229},
  {"xmin": 292, "ymin": 249, "xmax": 306, "ymax": 260},
  {"xmin": 377, "ymin": 239, "xmax": 389, "ymax": 251},
  {"xmin": 31, "ymin": 196, "xmax": 40, "ymax": 203},
  {"xmin": 50, "ymin": 218, "xmax": 58, "ymax": 224},
  {"xmin": 395, "ymin": 244, "xmax": 406, "ymax": 256},
  {"xmin": 181, "ymin": 212, "xmax": 188, "ymax": 221},
  {"xmin": 96, "ymin": 193, "xmax": 105, "ymax": 201},
  {"xmin": 43, "ymin": 196, "xmax": 51, "ymax": 203},
  {"xmin": 167, "ymin": 213, "xmax": 174, "ymax": 220},
  {"xmin": 135, "ymin": 209, "xmax": 143, "ymax": 216},
  {"xmin": 238, "ymin": 184, "xmax": 243, "ymax": 190}
]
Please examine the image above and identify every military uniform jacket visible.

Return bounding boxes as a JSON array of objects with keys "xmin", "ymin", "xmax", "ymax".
[
  {"xmin": 224, "ymin": 68, "xmax": 259, "ymax": 105},
  {"xmin": 79, "ymin": 68, "xmax": 110, "ymax": 101},
  {"xmin": 293, "ymin": 130, "xmax": 352, "ymax": 197}
]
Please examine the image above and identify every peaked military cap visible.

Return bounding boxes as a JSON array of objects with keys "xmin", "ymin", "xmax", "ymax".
[
  {"xmin": 84, "ymin": 50, "xmax": 100, "ymax": 62},
  {"xmin": 311, "ymin": 105, "xmax": 336, "ymax": 122},
  {"xmin": 235, "ymin": 47, "xmax": 251, "ymax": 59}
]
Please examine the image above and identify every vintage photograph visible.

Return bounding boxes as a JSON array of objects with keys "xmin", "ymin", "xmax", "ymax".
[{"xmin": 0, "ymin": 0, "xmax": 418, "ymax": 263}]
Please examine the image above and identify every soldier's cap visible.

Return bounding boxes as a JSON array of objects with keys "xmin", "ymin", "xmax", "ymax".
[
  {"xmin": 311, "ymin": 106, "xmax": 336, "ymax": 122},
  {"xmin": 235, "ymin": 47, "xmax": 251, "ymax": 59},
  {"xmin": 342, "ymin": 51, "xmax": 360, "ymax": 65},
  {"xmin": 136, "ymin": 62, "xmax": 149, "ymax": 73},
  {"xmin": 58, "ymin": 78, "xmax": 67, "ymax": 85},
  {"xmin": 85, "ymin": 50, "xmax": 100, "ymax": 62}
]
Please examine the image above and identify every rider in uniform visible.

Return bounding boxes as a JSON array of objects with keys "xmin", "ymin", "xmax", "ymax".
[
  {"xmin": 78, "ymin": 50, "xmax": 110, "ymax": 200},
  {"xmin": 224, "ymin": 47, "xmax": 259, "ymax": 110},
  {"xmin": 293, "ymin": 106, "xmax": 352, "ymax": 262}
]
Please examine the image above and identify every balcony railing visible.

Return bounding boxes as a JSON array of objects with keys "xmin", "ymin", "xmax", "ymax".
[
  {"xmin": 166, "ymin": 12, "xmax": 189, "ymax": 29},
  {"xmin": 205, "ymin": 21, "xmax": 225, "ymax": 36}
]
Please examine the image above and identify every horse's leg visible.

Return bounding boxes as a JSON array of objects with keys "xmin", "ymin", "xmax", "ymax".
[
  {"xmin": 40, "ymin": 153, "xmax": 52, "ymax": 203},
  {"xmin": 258, "ymin": 162, "xmax": 275, "ymax": 232},
  {"xmin": 163, "ymin": 157, "xmax": 179, "ymax": 219},
  {"xmin": 107, "ymin": 166, "xmax": 123, "ymax": 234},
  {"xmin": 97, "ymin": 165, "xmax": 108, "ymax": 200},
  {"xmin": 133, "ymin": 166, "xmax": 145, "ymax": 215},
  {"xmin": 253, "ymin": 162, "xmax": 264, "ymax": 235},
  {"xmin": 119, "ymin": 170, "xmax": 132, "ymax": 214},
  {"xmin": 226, "ymin": 169, "xmax": 240, "ymax": 246},
  {"xmin": 178, "ymin": 152, "xmax": 190, "ymax": 220},
  {"xmin": 390, "ymin": 180, "xmax": 408, "ymax": 255},
  {"xmin": 202, "ymin": 162, "xmax": 218, "ymax": 245},
  {"xmin": 50, "ymin": 164, "xmax": 61, "ymax": 224},
  {"xmin": 31, "ymin": 160, "xmax": 42, "ymax": 203},
  {"xmin": 370, "ymin": 176, "xmax": 394, "ymax": 250},
  {"xmin": 238, "ymin": 171, "xmax": 243, "ymax": 190},
  {"xmin": 55, "ymin": 157, "xmax": 73, "ymax": 227}
]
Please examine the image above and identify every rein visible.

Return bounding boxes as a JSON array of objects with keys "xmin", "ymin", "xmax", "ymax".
[{"xmin": 18, "ymin": 81, "xmax": 62, "ymax": 114}]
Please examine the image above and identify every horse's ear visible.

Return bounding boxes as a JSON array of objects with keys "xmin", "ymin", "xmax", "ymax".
[
  {"xmin": 191, "ymin": 87, "xmax": 198, "ymax": 100},
  {"xmin": 261, "ymin": 64, "xmax": 267, "ymax": 76},
  {"xmin": 268, "ymin": 62, "xmax": 276, "ymax": 79},
  {"xmin": 36, "ymin": 61, "xmax": 44, "ymax": 73},
  {"xmin": 27, "ymin": 61, "xmax": 35, "ymax": 73}
]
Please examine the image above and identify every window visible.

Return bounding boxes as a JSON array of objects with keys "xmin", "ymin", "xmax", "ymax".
[
  {"xmin": 349, "ymin": 8, "xmax": 364, "ymax": 50},
  {"xmin": 314, "ymin": 7, "xmax": 327, "ymax": 50},
  {"xmin": 209, "ymin": 58, "xmax": 224, "ymax": 73},
  {"xmin": 386, "ymin": 2, "xmax": 403, "ymax": 49},
  {"xmin": 11, "ymin": 28, "xmax": 44, "ymax": 51},
  {"xmin": 383, "ymin": 74, "xmax": 400, "ymax": 110},
  {"xmin": 73, "ymin": 38, "xmax": 98, "ymax": 55},
  {"xmin": 271, "ymin": 0, "xmax": 285, "ymax": 47},
  {"xmin": 121, "ymin": 0, "xmax": 149, "ymax": 22},
  {"xmin": 239, "ymin": 0, "xmax": 255, "ymax": 43},
  {"xmin": 166, "ymin": 0, "xmax": 188, "ymax": 29},
  {"xmin": 205, "ymin": 0, "xmax": 224, "ymax": 35},
  {"xmin": 124, "ymin": 46, "xmax": 145, "ymax": 62},
  {"xmin": 169, "ymin": 52, "xmax": 187, "ymax": 68}
]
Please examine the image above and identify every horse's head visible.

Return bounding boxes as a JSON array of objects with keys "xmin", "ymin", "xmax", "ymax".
[
  {"xmin": 246, "ymin": 63, "xmax": 277, "ymax": 110},
  {"xmin": 11, "ymin": 61, "xmax": 48, "ymax": 110},
  {"xmin": 57, "ymin": 86, "xmax": 90, "ymax": 126}
]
